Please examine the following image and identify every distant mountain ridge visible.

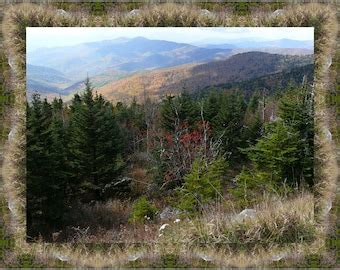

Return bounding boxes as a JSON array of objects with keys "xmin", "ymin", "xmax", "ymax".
[
  {"xmin": 27, "ymin": 64, "xmax": 71, "ymax": 94},
  {"xmin": 27, "ymin": 37, "xmax": 232, "ymax": 80}
]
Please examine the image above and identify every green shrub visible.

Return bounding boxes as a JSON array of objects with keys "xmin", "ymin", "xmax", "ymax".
[
  {"xmin": 230, "ymin": 168, "xmax": 294, "ymax": 209},
  {"xmin": 177, "ymin": 157, "xmax": 227, "ymax": 213},
  {"xmin": 129, "ymin": 196, "xmax": 158, "ymax": 223},
  {"xmin": 229, "ymin": 169, "xmax": 274, "ymax": 208}
]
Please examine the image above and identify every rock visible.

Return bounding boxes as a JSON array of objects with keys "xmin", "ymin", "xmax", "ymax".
[
  {"xmin": 324, "ymin": 128, "xmax": 332, "ymax": 141},
  {"xmin": 271, "ymin": 9, "xmax": 284, "ymax": 17},
  {"xmin": 196, "ymin": 252, "xmax": 213, "ymax": 262},
  {"xmin": 56, "ymin": 9, "xmax": 68, "ymax": 17},
  {"xmin": 8, "ymin": 127, "xmax": 16, "ymax": 141},
  {"xmin": 325, "ymin": 200, "xmax": 332, "ymax": 213},
  {"xmin": 128, "ymin": 252, "xmax": 143, "ymax": 261},
  {"xmin": 128, "ymin": 9, "xmax": 140, "ymax": 16},
  {"xmin": 159, "ymin": 223, "xmax": 169, "ymax": 231},
  {"xmin": 271, "ymin": 252, "xmax": 287, "ymax": 261},
  {"xmin": 326, "ymin": 57, "xmax": 332, "ymax": 69},
  {"xmin": 233, "ymin": 208, "xmax": 257, "ymax": 222},
  {"xmin": 200, "ymin": 9, "xmax": 211, "ymax": 16},
  {"xmin": 159, "ymin": 206, "xmax": 181, "ymax": 220},
  {"xmin": 8, "ymin": 201, "xmax": 14, "ymax": 213},
  {"xmin": 55, "ymin": 253, "xmax": 68, "ymax": 262}
]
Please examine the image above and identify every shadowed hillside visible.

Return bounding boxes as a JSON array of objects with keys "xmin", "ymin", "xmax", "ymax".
[{"xmin": 95, "ymin": 52, "xmax": 313, "ymax": 102}]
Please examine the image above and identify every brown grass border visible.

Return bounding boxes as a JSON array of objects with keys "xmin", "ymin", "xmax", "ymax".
[{"xmin": 0, "ymin": 2, "xmax": 338, "ymax": 267}]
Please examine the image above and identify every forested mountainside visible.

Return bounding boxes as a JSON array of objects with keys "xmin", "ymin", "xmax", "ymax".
[
  {"xmin": 199, "ymin": 64, "xmax": 314, "ymax": 98},
  {"xmin": 96, "ymin": 52, "xmax": 313, "ymax": 102}
]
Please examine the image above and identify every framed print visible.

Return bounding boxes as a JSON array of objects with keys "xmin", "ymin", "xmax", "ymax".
[{"xmin": 0, "ymin": 1, "xmax": 338, "ymax": 268}]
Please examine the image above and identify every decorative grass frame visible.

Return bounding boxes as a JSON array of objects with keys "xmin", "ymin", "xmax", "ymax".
[{"xmin": 0, "ymin": 2, "xmax": 338, "ymax": 267}]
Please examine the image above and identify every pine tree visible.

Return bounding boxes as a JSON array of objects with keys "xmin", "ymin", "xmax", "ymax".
[
  {"xmin": 278, "ymin": 84, "xmax": 314, "ymax": 186},
  {"xmin": 48, "ymin": 98, "xmax": 68, "ymax": 225},
  {"xmin": 161, "ymin": 93, "xmax": 198, "ymax": 132},
  {"xmin": 178, "ymin": 157, "xmax": 227, "ymax": 213},
  {"xmin": 68, "ymin": 78, "xmax": 127, "ymax": 201},
  {"xmin": 93, "ymin": 93, "xmax": 126, "ymax": 198},
  {"xmin": 178, "ymin": 91, "xmax": 198, "ymax": 129},
  {"xmin": 213, "ymin": 91, "xmax": 247, "ymax": 160},
  {"xmin": 160, "ymin": 95, "xmax": 177, "ymax": 132},
  {"xmin": 27, "ymin": 94, "xmax": 65, "ymax": 238},
  {"xmin": 68, "ymin": 79, "xmax": 95, "ymax": 198},
  {"xmin": 204, "ymin": 90, "xmax": 221, "ymax": 123},
  {"xmin": 246, "ymin": 121, "xmax": 301, "ymax": 185}
]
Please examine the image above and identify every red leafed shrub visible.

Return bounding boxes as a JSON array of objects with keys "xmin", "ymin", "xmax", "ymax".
[{"xmin": 159, "ymin": 121, "xmax": 220, "ymax": 188}]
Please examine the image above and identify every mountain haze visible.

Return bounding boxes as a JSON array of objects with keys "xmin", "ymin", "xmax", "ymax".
[{"xmin": 28, "ymin": 37, "xmax": 232, "ymax": 79}]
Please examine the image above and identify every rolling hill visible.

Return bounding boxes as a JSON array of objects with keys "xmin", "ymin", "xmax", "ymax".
[
  {"xmin": 27, "ymin": 64, "xmax": 72, "ymax": 94},
  {"xmin": 94, "ymin": 52, "xmax": 313, "ymax": 103}
]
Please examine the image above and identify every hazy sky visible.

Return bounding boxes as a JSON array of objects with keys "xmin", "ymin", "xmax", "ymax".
[{"xmin": 27, "ymin": 27, "xmax": 314, "ymax": 52}]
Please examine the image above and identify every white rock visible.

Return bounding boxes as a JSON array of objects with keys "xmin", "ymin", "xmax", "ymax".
[
  {"xmin": 55, "ymin": 254, "xmax": 68, "ymax": 262},
  {"xmin": 324, "ymin": 128, "xmax": 332, "ymax": 141},
  {"xmin": 271, "ymin": 9, "xmax": 284, "ymax": 17},
  {"xmin": 197, "ymin": 252, "xmax": 213, "ymax": 262},
  {"xmin": 200, "ymin": 9, "xmax": 211, "ymax": 16},
  {"xmin": 174, "ymin": 218, "xmax": 180, "ymax": 223},
  {"xmin": 272, "ymin": 252, "xmax": 287, "ymax": 261},
  {"xmin": 128, "ymin": 252, "xmax": 142, "ymax": 261},
  {"xmin": 326, "ymin": 57, "xmax": 332, "ymax": 69},
  {"xmin": 233, "ymin": 209, "xmax": 257, "ymax": 222},
  {"xmin": 325, "ymin": 200, "xmax": 332, "ymax": 213},
  {"xmin": 159, "ymin": 223, "xmax": 169, "ymax": 231},
  {"xmin": 56, "ymin": 9, "xmax": 68, "ymax": 16},
  {"xmin": 8, "ymin": 126, "xmax": 17, "ymax": 142},
  {"xmin": 8, "ymin": 58, "xmax": 14, "ymax": 70},
  {"xmin": 8, "ymin": 201, "xmax": 14, "ymax": 213},
  {"xmin": 129, "ymin": 9, "xmax": 140, "ymax": 16}
]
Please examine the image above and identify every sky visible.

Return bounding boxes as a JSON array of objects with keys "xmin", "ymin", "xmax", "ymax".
[{"xmin": 27, "ymin": 27, "xmax": 314, "ymax": 52}]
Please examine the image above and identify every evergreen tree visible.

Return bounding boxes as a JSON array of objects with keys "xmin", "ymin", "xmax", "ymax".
[
  {"xmin": 27, "ymin": 94, "xmax": 65, "ymax": 238},
  {"xmin": 213, "ymin": 91, "xmax": 247, "ymax": 160},
  {"xmin": 178, "ymin": 157, "xmax": 227, "ymax": 213},
  {"xmin": 278, "ymin": 84, "xmax": 314, "ymax": 186},
  {"xmin": 160, "ymin": 93, "xmax": 198, "ymax": 132},
  {"xmin": 160, "ymin": 95, "xmax": 177, "ymax": 132},
  {"xmin": 246, "ymin": 121, "xmax": 301, "ymax": 185},
  {"xmin": 68, "ymin": 78, "xmax": 126, "ymax": 201},
  {"xmin": 48, "ymin": 98, "xmax": 68, "ymax": 226},
  {"xmin": 203, "ymin": 90, "xmax": 221, "ymax": 123}
]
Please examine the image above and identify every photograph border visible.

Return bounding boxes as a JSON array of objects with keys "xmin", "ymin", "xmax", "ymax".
[{"xmin": 0, "ymin": 2, "xmax": 338, "ymax": 267}]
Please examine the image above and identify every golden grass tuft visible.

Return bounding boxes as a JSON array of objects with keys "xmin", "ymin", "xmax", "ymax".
[{"xmin": 0, "ymin": 2, "xmax": 338, "ymax": 267}]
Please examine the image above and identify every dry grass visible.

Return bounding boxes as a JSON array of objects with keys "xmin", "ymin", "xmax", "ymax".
[
  {"xmin": 0, "ymin": 1, "xmax": 338, "ymax": 267},
  {"xmin": 153, "ymin": 193, "xmax": 316, "ymax": 248},
  {"xmin": 188, "ymin": 194, "xmax": 316, "ymax": 247}
]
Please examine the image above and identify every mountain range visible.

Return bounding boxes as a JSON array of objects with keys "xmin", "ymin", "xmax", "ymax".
[{"xmin": 27, "ymin": 37, "xmax": 314, "ymax": 101}]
